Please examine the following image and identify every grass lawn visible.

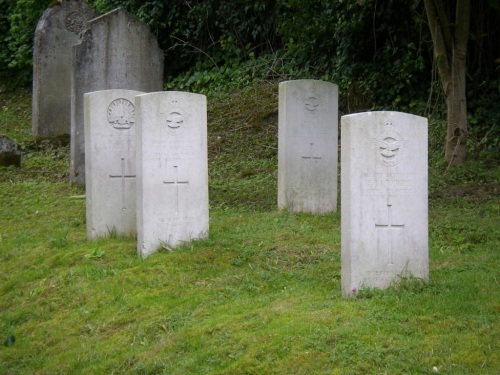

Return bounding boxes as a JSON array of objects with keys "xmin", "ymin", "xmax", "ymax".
[{"xmin": 1, "ymin": 82, "xmax": 499, "ymax": 374}]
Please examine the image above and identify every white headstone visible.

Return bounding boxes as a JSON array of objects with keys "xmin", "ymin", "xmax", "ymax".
[
  {"xmin": 278, "ymin": 80, "xmax": 338, "ymax": 214},
  {"xmin": 84, "ymin": 89, "xmax": 144, "ymax": 239},
  {"xmin": 70, "ymin": 7, "xmax": 164, "ymax": 185},
  {"xmin": 341, "ymin": 111, "xmax": 428, "ymax": 297},
  {"xmin": 32, "ymin": 0, "xmax": 96, "ymax": 138},
  {"xmin": 136, "ymin": 91, "xmax": 209, "ymax": 257}
]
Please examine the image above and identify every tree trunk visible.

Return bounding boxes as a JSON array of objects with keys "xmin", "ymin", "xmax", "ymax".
[
  {"xmin": 445, "ymin": 50, "xmax": 468, "ymax": 164},
  {"xmin": 424, "ymin": 0, "xmax": 470, "ymax": 166}
]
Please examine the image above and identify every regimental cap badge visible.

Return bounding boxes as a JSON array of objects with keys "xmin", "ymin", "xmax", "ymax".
[
  {"xmin": 107, "ymin": 98, "xmax": 135, "ymax": 130},
  {"xmin": 370, "ymin": 119, "xmax": 408, "ymax": 167}
]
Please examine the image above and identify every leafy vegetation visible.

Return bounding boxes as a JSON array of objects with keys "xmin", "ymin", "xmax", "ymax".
[{"xmin": 1, "ymin": 77, "xmax": 499, "ymax": 374}]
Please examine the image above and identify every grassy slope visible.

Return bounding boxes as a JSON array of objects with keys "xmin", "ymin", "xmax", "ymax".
[{"xmin": 0, "ymin": 82, "xmax": 499, "ymax": 374}]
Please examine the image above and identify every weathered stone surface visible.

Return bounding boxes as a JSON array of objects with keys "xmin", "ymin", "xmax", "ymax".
[
  {"xmin": 136, "ymin": 91, "xmax": 209, "ymax": 258},
  {"xmin": 0, "ymin": 135, "xmax": 21, "ymax": 168},
  {"xmin": 32, "ymin": 0, "xmax": 96, "ymax": 138},
  {"xmin": 84, "ymin": 89, "xmax": 144, "ymax": 239},
  {"xmin": 278, "ymin": 80, "xmax": 338, "ymax": 214},
  {"xmin": 70, "ymin": 7, "xmax": 164, "ymax": 185},
  {"xmin": 341, "ymin": 111, "xmax": 428, "ymax": 297}
]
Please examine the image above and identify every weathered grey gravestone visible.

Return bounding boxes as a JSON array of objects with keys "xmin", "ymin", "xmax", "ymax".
[
  {"xmin": 84, "ymin": 89, "xmax": 144, "ymax": 239},
  {"xmin": 70, "ymin": 7, "xmax": 164, "ymax": 186},
  {"xmin": 136, "ymin": 91, "xmax": 209, "ymax": 258},
  {"xmin": 278, "ymin": 80, "xmax": 338, "ymax": 214},
  {"xmin": 341, "ymin": 111, "xmax": 428, "ymax": 297},
  {"xmin": 32, "ymin": 0, "xmax": 96, "ymax": 138},
  {"xmin": 0, "ymin": 135, "xmax": 21, "ymax": 168}
]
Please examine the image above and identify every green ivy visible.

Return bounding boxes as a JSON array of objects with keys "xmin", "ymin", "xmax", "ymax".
[
  {"xmin": 279, "ymin": 0, "xmax": 430, "ymax": 112},
  {"xmin": 0, "ymin": 0, "xmax": 47, "ymax": 84}
]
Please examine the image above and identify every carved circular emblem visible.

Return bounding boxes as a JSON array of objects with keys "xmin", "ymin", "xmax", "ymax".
[
  {"xmin": 65, "ymin": 11, "xmax": 85, "ymax": 34},
  {"xmin": 108, "ymin": 99, "xmax": 135, "ymax": 130},
  {"xmin": 370, "ymin": 120, "xmax": 408, "ymax": 167},
  {"xmin": 304, "ymin": 95, "xmax": 319, "ymax": 111},
  {"xmin": 165, "ymin": 107, "xmax": 187, "ymax": 135}
]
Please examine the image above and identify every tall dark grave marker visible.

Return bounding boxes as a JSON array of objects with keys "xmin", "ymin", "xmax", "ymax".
[
  {"xmin": 70, "ymin": 8, "xmax": 164, "ymax": 185},
  {"xmin": 32, "ymin": 0, "xmax": 96, "ymax": 138}
]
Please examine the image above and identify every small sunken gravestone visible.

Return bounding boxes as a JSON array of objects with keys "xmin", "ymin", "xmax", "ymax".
[
  {"xmin": 32, "ymin": 0, "xmax": 96, "ymax": 138},
  {"xmin": 341, "ymin": 111, "xmax": 428, "ymax": 297},
  {"xmin": 0, "ymin": 135, "xmax": 21, "ymax": 168},
  {"xmin": 136, "ymin": 91, "xmax": 209, "ymax": 258},
  {"xmin": 84, "ymin": 89, "xmax": 143, "ymax": 239},
  {"xmin": 71, "ymin": 7, "xmax": 164, "ymax": 186},
  {"xmin": 278, "ymin": 80, "xmax": 338, "ymax": 214}
]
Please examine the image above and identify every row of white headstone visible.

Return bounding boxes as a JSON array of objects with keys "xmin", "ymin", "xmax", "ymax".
[
  {"xmin": 32, "ymin": 2, "xmax": 427, "ymax": 297},
  {"xmin": 281, "ymin": 80, "xmax": 428, "ymax": 297},
  {"xmin": 85, "ymin": 90, "xmax": 208, "ymax": 259},
  {"xmin": 85, "ymin": 80, "xmax": 428, "ymax": 298}
]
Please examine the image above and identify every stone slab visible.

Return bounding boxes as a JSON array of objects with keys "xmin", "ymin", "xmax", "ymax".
[
  {"xmin": 0, "ymin": 135, "xmax": 21, "ymax": 168},
  {"xmin": 341, "ymin": 111, "xmax": 428, "ymax": 297},
  {"xmin": 136, "ymin": 91, "xmax": 209, "ymax": 257},
  {"xmin": 278, "ymin": 79, "xmax": 338, "ymax": 213},
  {"xmin": 32, "ymin": 0, "xmax": 96, "ymax": 138},
  {"xmin": 70, "ymin": 7, "xmax": 164, "ymax": 185},
  {"xmin": 84, "ymin": 89, "xmax": 144, "ymax": 239}
]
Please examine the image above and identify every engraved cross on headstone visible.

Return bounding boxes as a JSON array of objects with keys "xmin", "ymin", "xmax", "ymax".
[
  {"xmin": 375, "ymin": 201, "xmax": 405, "ymax": 265},
  {"xmin": 301, "ymin": 143, "xmax": 322, "ymax": 163},
  {"xmin": 301, "ymin": 142, "xmax": 322, "ymax": 187},
  {"xmin": 109, "ymin": 157, "xmax": 136, "ymax": 210},
  {"xmin": 164, "ymin": 165, "xmax": 189, "ymax": 214}
]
